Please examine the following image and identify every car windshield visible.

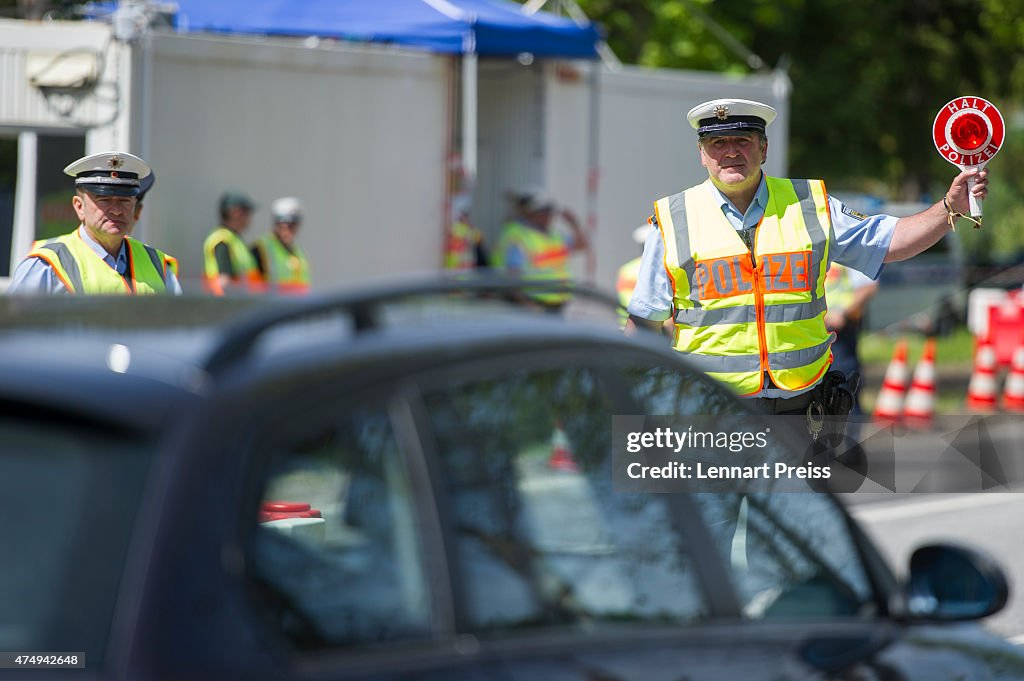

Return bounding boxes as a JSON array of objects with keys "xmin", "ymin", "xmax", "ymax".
[{"xmin": 0, "ymin": 408, "xmax": 156, "ymax": 667}]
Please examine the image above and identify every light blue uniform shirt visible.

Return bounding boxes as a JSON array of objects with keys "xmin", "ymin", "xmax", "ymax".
[
  {"xmin": 627, "ymin": 175, "xmax": 897, "ymax": 398},
  {"xmin": 7, "ymin": 226, "xmax": 183, "ymax": 295}
]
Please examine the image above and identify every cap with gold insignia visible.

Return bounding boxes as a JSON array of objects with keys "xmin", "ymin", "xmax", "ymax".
[
  {"xmin": 686, "ymin": 98, "xmax": 777, "ymax": 138},
  {"xmin": 63, "ymin": 151, "xmax": 151, "ymax": 197}
]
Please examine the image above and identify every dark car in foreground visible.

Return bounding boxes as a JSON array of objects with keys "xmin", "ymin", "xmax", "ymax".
[{"xmin": 0, "ymin": 279, "xmax": 1020, "ymax": 680}]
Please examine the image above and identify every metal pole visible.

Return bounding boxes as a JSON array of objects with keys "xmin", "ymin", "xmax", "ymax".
[
  {"xmin": 461, "ymin": 51, "xmax": 478, "ymax": 182},
  {"xmin": 584, "ymin": 60, "xmax": 600, "ymax": 284},
  {"xmin": 10, "ymin": 131, "xmax": 38, "ymax": 276}
]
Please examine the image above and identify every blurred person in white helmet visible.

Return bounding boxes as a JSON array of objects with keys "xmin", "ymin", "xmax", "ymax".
[{"xmin": 252, "ymin": 196, "xmax": 311, "ymax": 295}]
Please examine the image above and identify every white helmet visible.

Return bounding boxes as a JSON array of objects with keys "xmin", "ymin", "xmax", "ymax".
[{"xmin": 271, "ymin": 196, "xmax": 303, "ymax": 222}]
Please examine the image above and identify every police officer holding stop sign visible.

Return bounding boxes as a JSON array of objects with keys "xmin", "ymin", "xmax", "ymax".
[{"xmin": 626, "ymin": 98, "xmax": 988, "ymax": 427}]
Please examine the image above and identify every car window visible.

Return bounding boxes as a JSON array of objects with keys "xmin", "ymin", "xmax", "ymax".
[
  {"xmin": 248, "ymin": 400, "xmax": 433, "ymax": 650},
  {"xmin": 620, "ymin": 362, "xmax": 876, "ymax": 620},
  {"xmin": 0, "ymin": 411, "xmax": 155, "ymax": 667},
  {"xmin": 420, "ymin": 364, "xmax": 708, "ymax": 634},
  {"xmin": 689, "ymin": 493, "xmax": 875, "ymax": 619},
  {"xmin": 622, "ymin": 361, "xmax": 740, "ymax": 416}
]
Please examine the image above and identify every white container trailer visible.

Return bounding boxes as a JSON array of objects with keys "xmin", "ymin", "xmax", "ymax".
[{"xmin": 0, "ymin": 17, "xmax": 789, "ymax": 295}]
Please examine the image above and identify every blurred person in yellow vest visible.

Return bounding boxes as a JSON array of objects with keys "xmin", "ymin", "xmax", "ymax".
[
  {"xmin": 444, "ymin": 192, "xmax": 489, "ymax": 271},
  {"xmin": 615, "ymin": 224, "xmax": 649, "ymax": 328},
  {"xmin": 252, "ymin": 197, "xmax": 311, "ymax": 295},
  {"xmin": 626, "ymin": 97, "xmax": 987, "ymax": 421},
  {"xmin": 203, "ymin": 190, "xmax": 265, "ymax": 296},
  {"xmin": 8, "ymin": 151, "xmax": 181, "ymax": 295},
  {"xmin": 824, "ymin": 263, "xmax": 878, "ymax": 414},
  {"xmin": 493, "ymin": 185, "xmax": 589, "ymax": 312}
]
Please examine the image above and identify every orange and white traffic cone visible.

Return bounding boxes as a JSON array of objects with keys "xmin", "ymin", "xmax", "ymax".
[
  {"xmin": 548, "ymin": 421, "xmax": 579, "ymax": 472},
  {"xmin": 873, "ymin": 340, "xmax": 909, "ymax": 425},
  {"xmin": 966, "ymin": 339, "xmax": 999, "ymax": 413},
  {"xmin": 1001, "ymin": 343, "xmax": 1024, "ymax": 413},
  {"xmin": 903, "ymin": 338, "xmax": 937, "ymax": 429}
]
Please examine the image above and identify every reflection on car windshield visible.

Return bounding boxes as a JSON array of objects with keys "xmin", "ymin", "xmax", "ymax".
[
  {"xmin": 423, "ymin": 366, "xmax": 708, "ymax": 631},
  {"xmin": 250, "ymin": 402, "xmax": 433, "ymax": 650},
  {"xmin": 620, "ymin": 362, "xmax": 876, "ymax": 620}
]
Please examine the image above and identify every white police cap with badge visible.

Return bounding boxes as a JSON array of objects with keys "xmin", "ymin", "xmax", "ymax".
[
  {"xmin": 63, "ymin": 151, "xmax": 151, "ymax": 197},
  {"xmin": 686, "ymin": 98, "xmax": 777, "ymax": 138}
]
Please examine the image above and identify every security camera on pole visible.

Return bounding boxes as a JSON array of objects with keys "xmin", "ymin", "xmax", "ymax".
[{"xmin": 933, "ymin": 96, "xmax": 1004, "ymax": 225}]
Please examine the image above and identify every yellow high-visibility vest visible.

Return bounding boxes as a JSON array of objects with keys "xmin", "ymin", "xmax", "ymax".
[
  {"xmin": 824, "ymin": 263, "xmax": 855, "ymax": 312},
  {"xmin": 254, "ymin": 233, "xmax": 310, "ymax": 295},
  {"xmin": 27, "ymin": 231, "xmax": 175, "ymax": 295},
  {"xmin": 655, "ymin": 177, "xmax": 834, "ymax": 396},
  {"xmin": 494, "ymin": 221, "xmax": 572, "ymax": 306},
  {"xmin": 444, "ymin": 220, "xmax": 482, "ymax": 270},
  {"xmin": 202, "ymin": 227, "xmax": 264, "ymax": 295}
]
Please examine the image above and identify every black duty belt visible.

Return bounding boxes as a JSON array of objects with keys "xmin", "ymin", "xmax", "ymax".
[{"xmin": 749, "ymin": 391, "xmax": 817, "ymax": 415}]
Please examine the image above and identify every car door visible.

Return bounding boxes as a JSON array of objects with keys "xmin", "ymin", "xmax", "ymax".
[
  {"xmin": 405, "ymin": 344, "xmax": 903, "ymax": 680},
  {"xmin": 230, "ymin": 342, "xmax": 733, "ymax": 680},
  {"xmin": 179, "ymin": 335, "xmax": 895, "ymax": 680}
]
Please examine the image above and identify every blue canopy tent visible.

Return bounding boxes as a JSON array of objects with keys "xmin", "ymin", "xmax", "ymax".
[
  {"xmin": 171, "ymin": 0, "xmax": 604, "ymax": 277},
  {"xmin": 172, "ymin": 0, "xmax": 601, "ymax": 176},
  {"xmin": 172, "ymin": 0, "xmax": 601, "ymax": 59}
]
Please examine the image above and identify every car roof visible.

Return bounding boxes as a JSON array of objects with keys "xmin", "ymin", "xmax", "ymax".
[{"xmin": 0, "ymin": 277, "xmax": 680, "ymax": 425}]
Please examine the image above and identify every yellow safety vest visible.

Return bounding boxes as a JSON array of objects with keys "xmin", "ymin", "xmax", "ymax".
[
  {"xmin": 494, "ymin": 221, "xmax": 572, "ymax": 306},
  {"xmin": 27, "ymin": 231, "xmax": 176, "ymax": 295},
  {"xmin": 255, "ymin": 233, "xmax": 310, "ymax": 295},
  {"xmin": 824, "ymin": 264, "xmax": 855, "ymax": 312},
  {"xmin": 616, "ymin": 256, "xmax": 642, "ymax": 327},
  {"xmin": 203, "ymin": 227, "xmax": 264, "ymax": 295},
  {"xmin": 655, "ymin": 177, "xmax": 833, "ymax": 396},
  {"xmin": 444, "ymin": 220, "xmax": 481, "ymax": 270}
]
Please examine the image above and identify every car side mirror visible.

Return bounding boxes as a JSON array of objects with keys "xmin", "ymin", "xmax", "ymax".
[{"xmin": 906, "ymin": 543, "xmax": 1008, "ymax": 621}]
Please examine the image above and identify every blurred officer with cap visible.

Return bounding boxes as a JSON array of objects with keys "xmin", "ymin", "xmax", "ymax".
[
  {"xmin": 493, "ymin": 184, "xmax": 589, "ymax": 312},
  {"xmin": 203, "ymin": 190, "xmax": 263, "ymax": 295},
  {"xmin": 626, "ymin": 97, "xmax": 987, "ymax": 420},
  {"xmin": 251, "ymin": 196, "xmax": 311, "ymax": 295},
  {"xmin": 8, "ymin": 151, "xmax": 181, "ymax": 295}
]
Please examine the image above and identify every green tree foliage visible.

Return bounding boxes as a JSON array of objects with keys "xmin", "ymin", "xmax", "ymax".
[{"xmin": 570, "ymin": 0, "xmax": 1024, "ymax": 259}]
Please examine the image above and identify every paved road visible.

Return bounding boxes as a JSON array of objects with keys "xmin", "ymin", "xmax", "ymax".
[
  {"xmin": 837, "ymin": 416, "xmax": 1024, "ymax": 643},
  {"xmin": 848, "ymin": 493, "xmax": 1024, "ymax": 642}
]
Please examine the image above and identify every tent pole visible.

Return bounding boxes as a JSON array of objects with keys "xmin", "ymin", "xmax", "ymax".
[
  {"xmin": 584, "ymin": 59, "xmax": 600, "ymax": 284},
  {"xmin": 461, "ymin": 51, "xmax": 478, "ymax": 183}
]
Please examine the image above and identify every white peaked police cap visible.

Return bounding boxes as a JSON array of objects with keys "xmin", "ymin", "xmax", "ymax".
[{"xmin": 686, "ymin": 98, "xmax": 777, "ymax": 137}]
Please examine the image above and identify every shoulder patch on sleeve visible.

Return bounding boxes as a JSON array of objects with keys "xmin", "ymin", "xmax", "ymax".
[
  {"xmin": 841, "ymin": 205, "xmax": 870, "ymax": 221},
  {"xmin": 648, "ymin": 214, "xmax": 658, "ymax": 227}
]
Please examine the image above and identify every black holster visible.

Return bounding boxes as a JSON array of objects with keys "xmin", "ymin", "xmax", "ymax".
[{"xmin": 814, "ymin": 370, "xmax": 860, "ymax": 444}]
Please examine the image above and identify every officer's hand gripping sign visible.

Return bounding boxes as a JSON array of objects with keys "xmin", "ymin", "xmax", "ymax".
[{"xmin": 933, "ymin": 96, "xmax": 1003, "ymax": 222}]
